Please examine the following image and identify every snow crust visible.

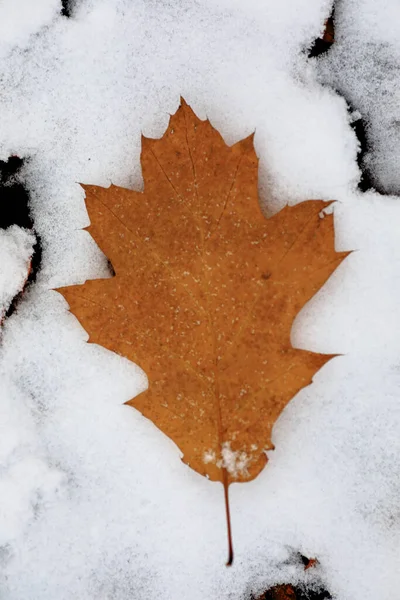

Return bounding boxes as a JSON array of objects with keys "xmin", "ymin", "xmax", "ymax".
[{"xmin": 0, "ymin": 1, "xmax": 399, "ymax": 599}]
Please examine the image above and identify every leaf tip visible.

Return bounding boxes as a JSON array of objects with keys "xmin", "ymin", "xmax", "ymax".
[
  {"xmin": 335, "ymin": 249, "xmax": 353, "ymax": 267},
  {"xmin": 319, "ymin": 352, "xmax": 343, "ymax": 367},
  {"xmin": 235, "ymin": 130, "xmax": 258, "ymax": 158},
  {"xmin": 52, "ymin": 286, "xmax": 70, "ymax": 300},
  {"xmin": 79, "ymin": 183, "xmax": 104, "ymax": 199},
  {"xmin": 176, "ymin": 96, "xmax": 200, "ymax": 124}
]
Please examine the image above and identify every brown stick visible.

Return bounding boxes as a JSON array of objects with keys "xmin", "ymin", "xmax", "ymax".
[{"xmin": 223, "ymin": 472, "xmax": 233, "ymax": 566}]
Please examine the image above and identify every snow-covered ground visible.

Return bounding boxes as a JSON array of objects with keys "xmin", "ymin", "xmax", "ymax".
[{"xmin": 1, "ymin": 1, "xmax": 400, "ymax": 598}]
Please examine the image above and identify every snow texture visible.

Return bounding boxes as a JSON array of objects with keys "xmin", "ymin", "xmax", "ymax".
[
  {"xmin": 317, "ymin": 0, "xmax": 400, "ymax": 195},
  {"xmin": 0, "ymin": 226, "xmax": 35, "ymax": 317},
  {"xmin": 0, "ymin": 0, "xmax": 399, "ymax": 599},
  {"xmin": 0, "ymin": 0, "xmax": 60, "ymax": 52}
]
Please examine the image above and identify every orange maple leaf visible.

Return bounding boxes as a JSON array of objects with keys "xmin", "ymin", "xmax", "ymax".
[{"xmin": 58, "ymin": 99, "xmax": 348, "ymax": 563}]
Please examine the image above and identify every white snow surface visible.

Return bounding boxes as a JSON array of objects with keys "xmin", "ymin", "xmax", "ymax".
[
  {"xmin": 0, "ymin": 226, "xmax": 35, "ymax": 318},
  {"xmin": 0, "ymin": 0, "xmax": 60, "ymax": 52},
  {"xmin": 0, "ymin": 1, "xmax": 399, "ymax": 599},
  {"xmin": 317, "ymin": 0, "xmax": 400, "ymax": 195}
]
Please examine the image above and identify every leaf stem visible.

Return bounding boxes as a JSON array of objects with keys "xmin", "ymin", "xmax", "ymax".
[{"xmin": 223, "ymin": 470, "xmax": 233, "ymax": 566}]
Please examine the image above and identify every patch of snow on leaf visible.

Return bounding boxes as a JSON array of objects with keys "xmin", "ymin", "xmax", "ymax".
[
  {"xmin": 220, "ymin": 442, "xmax": 251, "ymax": 479},
  {"xmin": 203, "ymin": 449, "xmax": 216, "ymax": 464}
]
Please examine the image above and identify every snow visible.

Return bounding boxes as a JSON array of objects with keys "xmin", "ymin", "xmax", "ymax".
[
  {"xmin": 0, "ymin": 0, "xmax": 400, "ymax": 599},
  {"xmin": 220, "ymin": 443, "xmax": 251, "ymax": 478},
  {"xmin": 0, "ymin": 226, "xmax": 35, "ymax": 318},
  {"xmin": 0, "ymin": 0, "xmax": 60, "ymax": 52},
  {"xmin": 204, "ymin": 443, "xmax": 252, "ymax": 479},
  {"xmin": 317, "ymin": 0, "xmax": 400, "ymax": 195}
]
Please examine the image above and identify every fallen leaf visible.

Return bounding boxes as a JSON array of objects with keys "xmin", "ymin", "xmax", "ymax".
[
  {"xmin": 304, "ymin": 558, "xmax": 318, "ymax": 571},
  {"xmin": 321, "ymin": 15, "xmax": 334, "ymax": 44},
  {"xmin": 308, "ymin": 12, "xmax": 334, "ymax": 57},
  {"xmin": 58, "ymin": 99, "xmax": 348, "ymax": 562},
  {"xmin": 256, "ymin": 584, "xmax": 297, "ymax": 600},
  {"xmin": 254, "ymin": 583, "xmax": 332, "ymax": 600}
]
